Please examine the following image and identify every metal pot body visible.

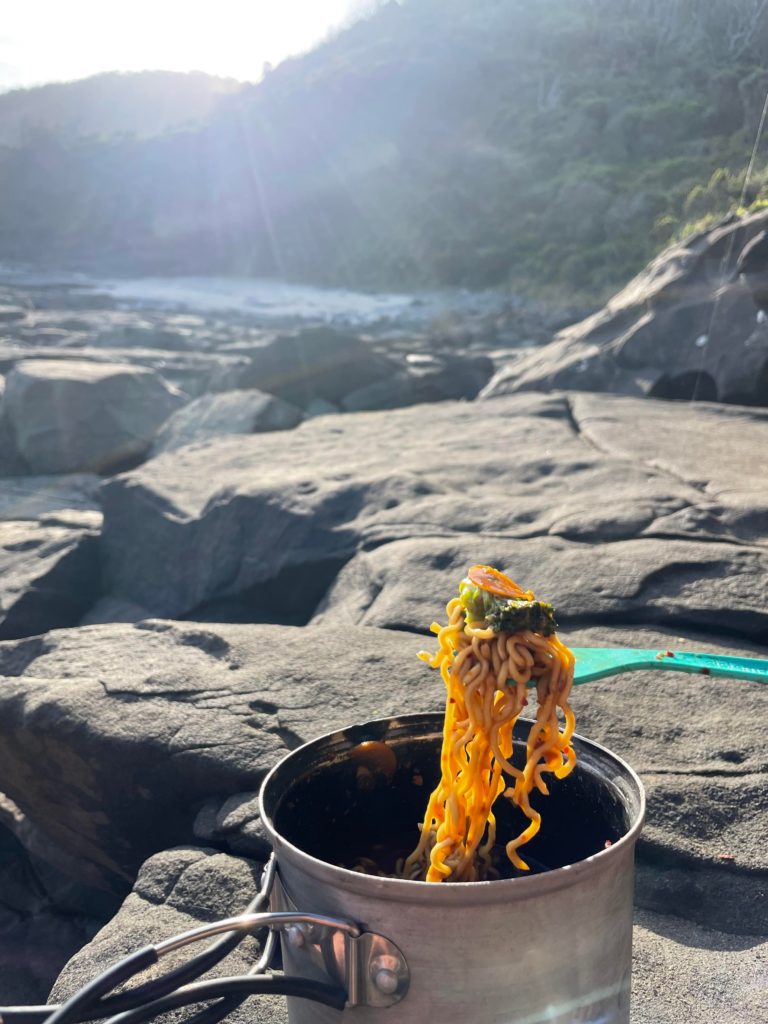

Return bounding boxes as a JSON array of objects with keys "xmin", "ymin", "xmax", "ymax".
[{"xmin": 260, "ymin": 713, "xmax": 645, "ymax": 1024}]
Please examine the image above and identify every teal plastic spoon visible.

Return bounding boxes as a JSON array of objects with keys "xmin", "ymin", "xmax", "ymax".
[{"xmin": 571, "ymin": 647, "xmax": 768, "ymax": 686}]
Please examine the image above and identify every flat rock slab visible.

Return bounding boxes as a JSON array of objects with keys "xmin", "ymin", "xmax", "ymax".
[
  {"xmin": 313, "ymin": 533, "xmax": 768, "ymax": 640},
  {"xmin": 50, "ymin": 847, "xmax": 283, "ymax": 1024},
  {"xmin": 631, "ymin": 909, "xmax": 767, "ymax": 1024},
  {"xmin": 99, "ymin": 391, "xmax": 768, "ymax": 620},
  {"xmin": 0, "ymin": 621, "xmax": 436, "ymax": 893},
  {"xmin": 571, "ymin": 393, "xmax": 768, "ymax": 543},
  {"xmin": 0, "ymin": 512, "xmax": 101, "ymax": 640}
]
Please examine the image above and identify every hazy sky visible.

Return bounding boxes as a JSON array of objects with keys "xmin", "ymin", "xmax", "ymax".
[{"xmin": 0, "ymin": 1, "xmax": 370, "ymax": 91}]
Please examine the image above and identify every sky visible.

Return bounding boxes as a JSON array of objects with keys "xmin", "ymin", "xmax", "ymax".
[{"xmin": 0, "ymin": 1, "xmax": 372, "ymax": 92}]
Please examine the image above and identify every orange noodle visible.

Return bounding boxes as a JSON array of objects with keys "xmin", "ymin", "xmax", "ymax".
[{"xmin": 401, "ymin": 565, "xmax": 575, "ymax": 883}]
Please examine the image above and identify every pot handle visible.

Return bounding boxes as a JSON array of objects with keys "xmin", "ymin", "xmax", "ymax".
[
  {"xmin": 0, "ymin": 856, "xmax": 409, "ymax": 1024},
  {"xmin": 266, "ymin": 856, "xmax": 411, "ymax": 1010}
]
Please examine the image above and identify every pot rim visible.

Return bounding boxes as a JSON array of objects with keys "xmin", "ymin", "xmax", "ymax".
[{"xmin": 259, "ymin": 712, "xmax": 646, "ymax": 906}]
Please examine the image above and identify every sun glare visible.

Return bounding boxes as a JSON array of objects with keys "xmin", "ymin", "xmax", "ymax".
[{"xmin": 0, "ymin": 0, "xmax": 357, "ymax": 89}]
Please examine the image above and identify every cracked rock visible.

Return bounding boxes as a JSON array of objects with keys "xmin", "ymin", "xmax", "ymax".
[
  {"xmin": 0, "ymin": 621, "xmax": 436, "ymax": 893},
  {"xmin": 313, "ymin": 533, "xmax": 768, "ymax": 641},
  {"xmin": 99, "ymin": 392, "xmax": 718, "ymax": 617},
  {"xmin": 0, "ymin": 617, "xmax": 763, "ymax": 935}
]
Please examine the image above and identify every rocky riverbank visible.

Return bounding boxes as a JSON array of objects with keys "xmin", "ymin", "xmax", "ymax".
[
  {"xmin": 0, "ymin": 273, "xmax": 765, "ymax": 1023},
  {"xmin": 484, "ymin": 209, "xmax": 768, "ymax": 407}
]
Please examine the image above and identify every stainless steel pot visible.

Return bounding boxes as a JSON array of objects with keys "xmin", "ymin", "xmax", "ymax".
[{"xmin": 259, "ymin": 712, "xmax": 645, "ymax": 1024}]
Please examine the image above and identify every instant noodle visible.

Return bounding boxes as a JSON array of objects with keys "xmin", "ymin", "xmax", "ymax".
[{"xmin": 402, "ymin": 565, "xmax": 576, "ymax": 882}]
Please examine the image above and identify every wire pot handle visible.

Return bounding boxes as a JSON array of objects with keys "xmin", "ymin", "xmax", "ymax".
[{"xmin": 0, "ymin": 855, "xmax": 410, "ymax": 1024}]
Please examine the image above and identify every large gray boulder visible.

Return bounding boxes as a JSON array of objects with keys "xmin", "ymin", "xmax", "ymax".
[
  {"xmin": 3, "ymin": 359, "xmax": 187, "ymax": 473},
  {"xmin": 12, "ymin": 309, "xmax": 200, "ymax": 351},
  {"xmin": 340, "ymin": 372, "xmax": 420, "ymax": 411},
  {"xmin": 151, "ymin": 389, "xmax": 303, "ymax": 456},
  {"xmin": 341, "ymin": 353, "xmax": 494, "ymax": 411},
  {"xmin": 238, "ymin": 327, "xmax": 398, "ymax": 407},
  {"xmin": 99, "ymin": 392, "xmax": 767, "ymax": 618},
  {"xmin": 481, "ymin": 209, "xmax": 768, "ymax": 405},
  {"xmin": 0, "ymin": 510, "xmax": 101, "ymax": 639},
  {"xmin": 0, "ymin": 343, "xmax": 248, "ymax": 399}
]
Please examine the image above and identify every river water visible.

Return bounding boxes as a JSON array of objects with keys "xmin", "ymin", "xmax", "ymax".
[{"xmin": 0, "ymin": 265, "xmax": 514, "ymax": 329}]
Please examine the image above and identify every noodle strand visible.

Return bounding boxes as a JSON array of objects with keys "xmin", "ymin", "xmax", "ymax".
[{"xmin": 402, "ymin": 570, "xmax": 575, "ymax": 882}]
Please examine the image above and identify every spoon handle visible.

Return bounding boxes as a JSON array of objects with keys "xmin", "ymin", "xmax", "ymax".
[
  {"xmin": 647, "ymin": 650, "xmax": 768, "ymax": 683},
  {"xmin": 570, "ymin": 647, "xmax": 768, "ymax": 685}
]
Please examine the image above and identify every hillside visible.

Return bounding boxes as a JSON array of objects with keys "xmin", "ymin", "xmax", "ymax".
[
  {"xmin": 0, "ymin": 0, "xmax": 767, "ymax": 296},
  {"xmin": 0, "ymin": 71, "xmax": 243, "ymax": 147}
]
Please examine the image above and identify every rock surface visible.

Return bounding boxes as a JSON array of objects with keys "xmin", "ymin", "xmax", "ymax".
[
  {"xmin": 314, "ymin": 532, "xmax": 768, "ymax": 639},
  {"xmin": 0, "ymin": 618, "xmax": 764, "ymax": 934},
  {"xmin": 238, "ymin": 327, "xmax": 399, "ymax": 408},
  {"xmin": 340, "ymin": 353, "xmax": 494, "ymax": 411},
  {"xmin": 151, "ymin": 389, "xmax": 303, "ymax": 456},
  {"xmin": 3, "ymin": 360, "xmax": 186, "ymax": 473},
  {"xmin": 0, "ymin": 812, "xmax": 99, "ymax": 1004},
  {"xmin": 0, "ymin": 621, "xmax": 436, "ymax": 893},
  {"xmin": 0, "ymin": 278, "xmax": 764, "ymax": 1023},
  {"xmin": 482, "ymin": 209, "xmax": 768, "ymax": 405},
  {"xmin": 50, "ymin": 847, "xmax": 282, "ymax": 1024},
  {"xmin": 631, "ymin": 909, "xmax": 768, "ymax": 1024},
  {"xmin": 100, "ymin": 392, "xmax": 768, "ymax": 621},
  {"xmin": 0, "ymin": 474, "xmax": 100, "ymax": 521},
  {"xmin": 0, "ymin": 511, "xmax": 101, "ymax": 640},
  {"xmin": 0, "ymin": 342, "xmax": 249, "ymax": 398}
]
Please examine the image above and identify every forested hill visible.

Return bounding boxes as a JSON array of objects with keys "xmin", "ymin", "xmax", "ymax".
[
  {"xmin": 1, "ymin": 0, "xmax": 767, "ymax": 297},
  {"xmin": 0, "ymin": 71, "xmax": 243, "ymax": 147}
]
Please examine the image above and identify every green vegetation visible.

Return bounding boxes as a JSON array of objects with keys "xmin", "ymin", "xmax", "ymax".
[
  {"xmin": 673, "ymin": 166, "xmax": 768, "ymax": 243},
  {"xmin": 0, "ymin": 1, "xmax": 767, "ymax": 299}
]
